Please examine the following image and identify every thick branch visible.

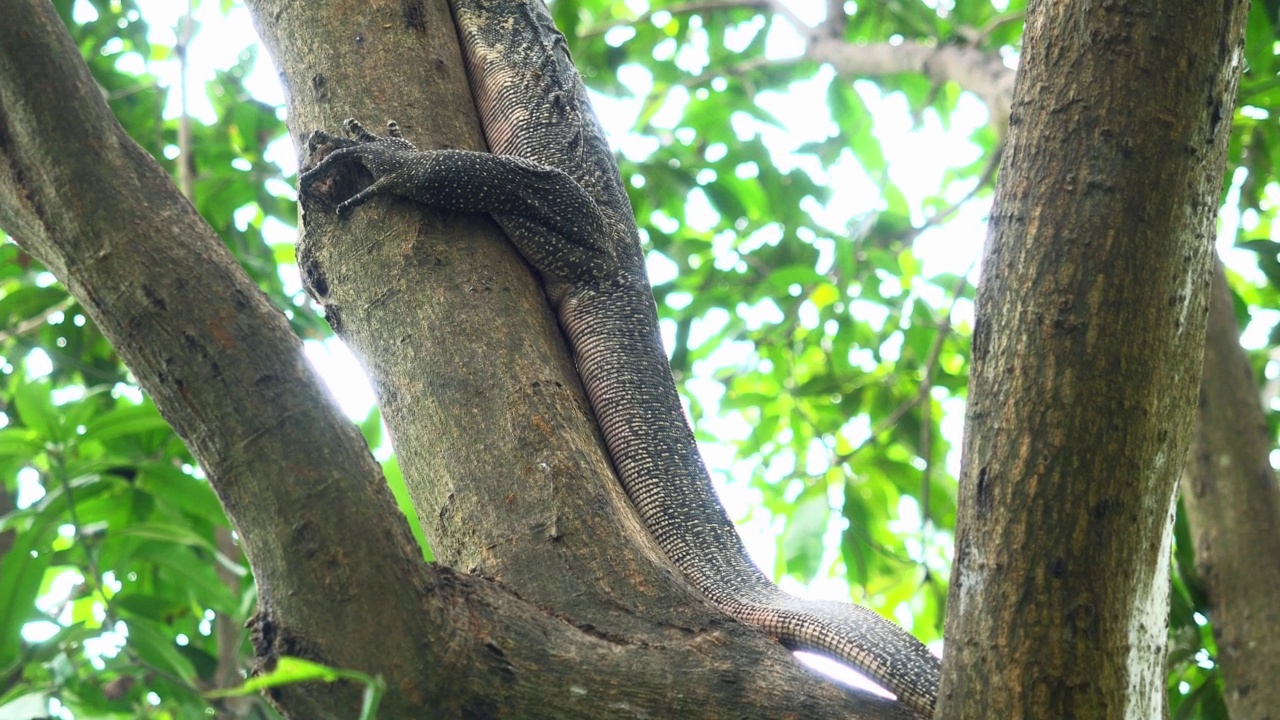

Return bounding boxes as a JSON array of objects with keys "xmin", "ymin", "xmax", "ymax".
[
  {"xmin": 942, "ymin": 0, "xmax": 1248, "ymax": 717},
  {"xmin": 1182, "ymin": 263, "xmax": 1280, "ymax": 717},
  {"xmin": 795, "ymin": 13, "xmax": 1277, "ymax": 711},
  {"xmin": 0, "ymin": 0, "xmax": 430, "ymax": 714},
  {"xmin": 808, "ymin": 38, "xmax": 1014, "ymax": 135}
]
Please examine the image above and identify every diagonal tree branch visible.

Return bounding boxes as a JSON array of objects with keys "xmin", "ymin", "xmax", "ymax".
[{"xmin": 0, "ymin": 0, "xmax": 433, "ymax": 714}]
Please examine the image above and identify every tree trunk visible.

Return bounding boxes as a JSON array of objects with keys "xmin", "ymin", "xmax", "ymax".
[
  {"xmin": 0, "ymin": 0, "xmax": 917, "ymax": 717},
  {"xmin": 940, "ymin": 1, "xmax": 1248, "ymax": 718},
  {"xmin": 251, "ymin": 0, "xmax": 712, "ymax": 635},
  {"xmin": 1182, "ymin": 262, "xmax": 1280, "ymax": 717}
]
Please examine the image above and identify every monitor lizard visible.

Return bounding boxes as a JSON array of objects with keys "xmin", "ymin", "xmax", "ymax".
[{"xmin": 297, "ymin": 0, "xmax": 941, "ymax": 715}]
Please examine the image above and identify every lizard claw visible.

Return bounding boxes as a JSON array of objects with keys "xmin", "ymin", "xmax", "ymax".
[
  {"xmin": 299, "ymin": 118, "xmax": 418, "ymax": 214},
  {"xmin": 342, "ymin": 118, "xmax": 379, "ymax": 142},
  {"xmin": 341, "ymin": 118, "xmax": 409, "ymax": 145}
]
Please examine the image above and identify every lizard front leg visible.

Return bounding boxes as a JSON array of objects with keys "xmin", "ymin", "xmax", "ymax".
[{"xmin": 300, "ymin": 119, "xmax": 617, "ymax": 285}]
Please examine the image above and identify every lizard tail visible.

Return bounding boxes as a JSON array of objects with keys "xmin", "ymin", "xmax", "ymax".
[{"xmin": 561, "ymin": 278, "xmax": 940, "ymax": 718}]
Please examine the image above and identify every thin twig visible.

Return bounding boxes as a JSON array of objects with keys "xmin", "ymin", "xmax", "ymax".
[
  {"xmin": 175, "ymin": 1, "xmax": 195, "ymax": 200},
  {"xmin": 974, "ymin": 11, "xmax": 1026, "ymax": 45},
  {"xmin": 580, "ymin": 0, "xmax": 770, "ymax": 38},
  {"xmin": 905, "ymin": 141, "xmax": 1002, "ymax": 243},
  {"xmin": 915, "ymin": 266, "xmax": 972, "ymax": 542},
  {"xmin": 762, "ymin": 0, "xmax": 814, "ymax": 41},
  {"xmin": 0, "ymin": 296, "xmax": 74, "ymax": 344},
  {"xmin": 837, "ymin": 265, "xmax": 973, "ymax": 466}
]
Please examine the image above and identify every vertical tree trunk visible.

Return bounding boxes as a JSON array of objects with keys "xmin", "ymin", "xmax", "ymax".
[
  {"xmin": 1182, "ymin": 262, "xmax": 1280, "ymax": 717},
  {"xmin": 940, "ymin": 1, "xmax": 1248, "ymax": 718}
]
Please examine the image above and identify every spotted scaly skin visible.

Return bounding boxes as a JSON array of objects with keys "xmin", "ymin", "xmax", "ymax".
[{"xmin": 298, "ymin": 0, "xmax": 940, "ymax": 715}]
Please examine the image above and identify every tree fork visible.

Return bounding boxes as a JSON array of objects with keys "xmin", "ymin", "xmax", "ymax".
[{"xmin": 0, "ymin": 0, "xmax": 917, "ymax": 717}]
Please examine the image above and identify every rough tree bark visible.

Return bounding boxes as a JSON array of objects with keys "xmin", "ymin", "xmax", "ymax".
[
  {"xmin": 1182, "ymin": 262, "xmax": 1280, "ymax": 718},
  {"xmin": 940, "ymin": 1, "xmax": 1249, "ymax": 719},
  {"xmin": 0, "ymin": 0, "xmax": 915, "ymax": 718},
  {"xmin": 812, "ymin": 18, "xmax": 1277, "ymax": 713}
]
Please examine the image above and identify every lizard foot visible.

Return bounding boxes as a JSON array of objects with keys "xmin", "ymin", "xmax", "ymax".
[{"xmin": 298, "ymin": 119, "xmax": 417, "ymax": 215}]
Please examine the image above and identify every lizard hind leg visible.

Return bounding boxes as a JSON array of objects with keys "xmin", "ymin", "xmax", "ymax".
[
  {"xmin": 299, "ymin": 119, "xmax": 423, "ymax": 214},
  {"xmin": 301, "ymin": 119, "xmax": 620, "ymax": 280}
]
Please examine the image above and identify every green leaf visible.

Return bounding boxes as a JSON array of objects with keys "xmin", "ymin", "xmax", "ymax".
[
  {"xmin": 208, "ymin": 656, "xmax": 341, "ymax": 694},
  {"xmin": 114, "ymin": 521, "xmax": 216, "ymax": 552},
  {"xmin": 208, "ymin": 657, "xmax": 386, "ymax": 720},
  {"xmin": 0, "ymin": 428, "xmax": 42, "ymax": 459},
  {"xmin": 779, "ymin": 489, "xmax": 830, "ymax": 582},
  {"xmin": 111, "ymin": 591, "xmax": 184, "ymax": 621},
  {"xmin": 132, "ymin": 543, "xmax": 238, "ymax": 614},
  {"xmin": 0, "ymin": 692, "xmax": 51, "ymax": 719},
  {"xmin": 0, "ymin": 285, "xmax": 66, "ymax": 326},
  {"xmin": 13, "ymin": 379, "xmax": 60, "ymax": 441},
  {"xmin": 82, "ymin": 402, "xmax": 169, "ymax": 443},
  {"xmin": 124, "ymin": 616, "xmax": 198, "ymax": 683},
  {"xmin": 359, "ymin": 406, "xmax": 383, "ymax": 450},
  {"xmin": 0, "ymin": 517, "xmax": 56, "ymax": 669},
  {"xmin": 384, "ymin": 459, "xmax": 430, "ymax": 562},
  {"xmin": 137, "ymin": 463, "xmax": 227, "ymax": 526}
]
